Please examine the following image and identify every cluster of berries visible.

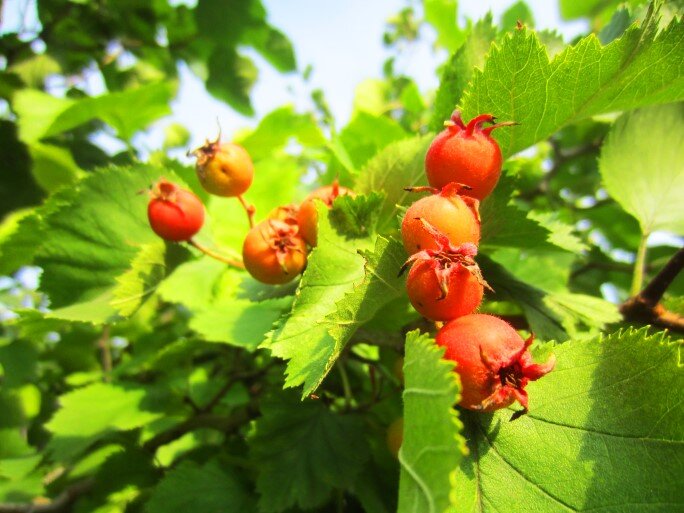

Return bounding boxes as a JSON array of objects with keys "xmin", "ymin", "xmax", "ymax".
[
  {"xmin": 146, "ymin": 135, "xmax": 354, "ymax": 285},
  {"xmin": 401, "ymin": 111, "xmax": 555, "ymax": 415}
]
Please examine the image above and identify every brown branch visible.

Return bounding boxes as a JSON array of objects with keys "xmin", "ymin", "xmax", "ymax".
[
  {"xmin": 620, "ymin": 247, "xmax": 684, "ymax": 333},
  {"xmin": 0, "ymin": 479, "xmax": 93, "ymax": 513},
  {"xmin": 237, "ymin": 195, "xmax": 256, "ymax": 229}
]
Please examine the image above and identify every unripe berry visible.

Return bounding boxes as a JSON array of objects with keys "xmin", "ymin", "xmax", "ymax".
[
  {"xmin": 242, "ymin": 220, "xmax": 308, "ymax": 285},
  {"xmin": 297, "ymin": 180, "xmax": 354, "ymax": 247},
  {"xmin": 401, "ymin": 183, "xmax": 480, "ymax": 254},
  {"xmin": 190, "ymin": 137, "xmax": 254, "ymax": 197}
]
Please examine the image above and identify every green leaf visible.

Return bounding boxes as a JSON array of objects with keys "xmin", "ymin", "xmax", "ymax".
[
  {"xmin": 398, "ymin": 331, "xmax": 465, "ymax": 513},
  {"xmin": 480, "ymin": 176, "xmax": 557, "ymax": 251},
  {"xmin": 453, "ymin": 328, "xmax": 683, "ymax": 512},
  {"xmin": 27, "ymin": 142, "xmax": 83, "ymax": 191},
  {"xmin": 250, "ymin": 392, "xmax": 370, "ymax": 512},
  {"xmin": 330, "ymin": 111, "xmax": 408, "ymax": 177},
  {"xmin": 325, "ymin": 235, "xmax": 407, "ymax": 364},
  {"xmin": 145, "ymin": 459, "xmax": 254, "ymax": 513},
  {"xmin": 15, "ymin": 82, "xmax": 174, "ymax": 143},
  {"xmin": 431, "ymin": 15, "xmax": 497, "ymax": 132},
  {"xmin": 480, "ymin": 255, "xmax": 620, "ymax": 341},
  {"xmin": 355, "ymin": 135, "xmax": 431, "ymax": 233},
  {"xmin": 35, "ymin": 165, "xmax": 187, "ymax": 322},
  {"xmin": 0, "ymin": 120, "xmax": 42, "ymax": 217},
  {"xmin": 501, "ymin": 1, "xmax": 535, "ymax": 30},
  {"xmin": 268, "ymin": 199, "xmax": 376, "ymax": 396},
  {"xmin": 423, "ymin": 0, "xmax": 466, "ymax": 52},
  {"xmin": 462, "ymin": 7, "xmax": 684, "ymax": 157},
  {"xmin": 599, "ymin": 102, "xmax": 684, "ymax": 236},
  {"xmin": 46, "ymin": 383, "xmax": 162, "ymax": 461},
  {"xmin": 238, "ymin": 105, "xmax": 326, "ymax": 161},
  {"xmin": 242, "ymin": 24, "xmax": 296, "ymax": 72},
  {"xmin": 207, "ymin": 47, "xmax": 257, "ymax": 116}
]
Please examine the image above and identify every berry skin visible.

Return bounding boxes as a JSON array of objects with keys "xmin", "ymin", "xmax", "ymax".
[
  {"xmin": 242, "ymin": 220, "xmax": 308, "ymax": 285},
  {"xmin": 190, "ymin": 137, "xmax": 254, "ymax": 197},
  {"xmin": 268, "ymin": 203, "xmax": 299, "ymax": 225},
  {"xmin": 436, "ymin": 314, "xmax": 555, "ymax": 414},
  {"xmin": 425, "ymin": 111, "xmax": 515, "ymax": 200},
  {"xmin": 401, "ymin": 183, "xmax": 480, "ymax": 254},
  {"xmin": 147, "ymin": 179, "xmax": 204, "ymax": 242},
  {"xmin": 297, "ymin": 180, "xmax": 354, "ymax": 247},
  {"xmin": 401, "ymin": 226, "xmax": 488, "ymax": 321}
]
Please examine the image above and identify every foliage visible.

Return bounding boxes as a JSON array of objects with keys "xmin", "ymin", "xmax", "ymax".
[{"xmin": 0, "ymin": 1, "xmax": 682, "ymax": 512}]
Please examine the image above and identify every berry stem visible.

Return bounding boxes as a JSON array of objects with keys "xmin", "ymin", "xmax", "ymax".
[
  {"xmin": 237, "ymin": 194, "xmax": 256, "ymax": 228},
  {"xmin": 97, "ymin": 325, "xmax": 112, "ymax": 382},
  {"xmin": 188, "ymin": 239, "xmax": 245, "ymax": 269}
]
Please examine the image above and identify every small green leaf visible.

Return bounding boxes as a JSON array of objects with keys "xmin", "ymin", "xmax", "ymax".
[
  {"xmin": 206, "ymin": 47, "xmax": 257, "ymax": 116},
  {"xmin": 453, "ymin": 328, "xmax": 683, "ymax": 512},
  {"xmin": 423, "ymin": 0, "xmax": 466, "ymax": 52},
  {"xmin": 46, "ymin": 383, "xmax": 162, "ymax": 461},
  {"xmin": 250, "ymin": 392, "xmax": 370, "ymax": 512},
  {"xmin": 145, "ymin": 459, "xmax": 254, "ymax": 513},
  {"xmin": 398, "ymin": 331, "xmax": 465, "ymax": 513},
  {"xmin": 599, "ymin": 102, "xmax": 684, "ymax": 236}
]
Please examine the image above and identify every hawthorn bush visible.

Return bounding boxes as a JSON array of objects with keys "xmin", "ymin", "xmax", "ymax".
[{"xmin": 1, "ymin": 1, "xmax": 683, "ymax": 512}]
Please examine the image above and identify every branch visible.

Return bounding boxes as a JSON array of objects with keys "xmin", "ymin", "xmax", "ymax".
[
  {"xmin": 142, "ymin": 410, "xmax": 252, "ymax": 453},
  {"xmin": 0, "ymin": 479, "xmax": 93, "ymax": 513},
  {"xmin": 621, "ymin": 247, "xmax": 684, "ymax": 333}
]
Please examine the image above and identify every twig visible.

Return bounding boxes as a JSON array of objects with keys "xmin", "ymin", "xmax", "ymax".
[
  {"xmin": 198, "ymin": 364, "xmax": 274, "ymax": 414},
  {"xmin": 621, "ymin": 247, "xmax": 684, "ymax": 333},
  {"xmin": 143, "ymin": 410, "xmax": 253, "ymax": 453},
  {"xmin": 237, "ymin": 195, "xmax": 256, "ymax": 228},
  {"xmin": 0, "ymin": 479, "xmax": 93, "ymax": 513},
  {"xmin": 188, "ymin": 239, "xmax": 245, "ymax": 268},
  {"xmin": 97, "ymin": 326, "xmax": 111, "ymax": 382}
]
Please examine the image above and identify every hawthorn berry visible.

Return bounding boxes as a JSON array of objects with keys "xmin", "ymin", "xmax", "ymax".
[
  {"xmin": 436, "ymin": 314, "xmax": 555, "ymax": 414},
  {"xmin": 242, "ymin": 219, "xmax": 308, "ymax": 285},
  {"xmin": 425, "ymin": 111, "xmax": 515, "ymax": 200},
  {"xmin": 189, "ymin": 136, "xmax": 254, "ymax": 197},
  {"xmin": 297, "ymin": 180, "xmax": 354, "ymax": 246},
  {"xmin": 401, "ymin": 224, "xmax": 488, "ymax": 321},
  {"xmin": 147, "ymin": 179, "xmax": 204, "ymax": 242},
  {"xmin": 401, "ymin": 182, "xmax": 480, "ymax": 254},
  {"xmin": 268, "ymin": 203, "xmax": 299, "ymax": 225}
]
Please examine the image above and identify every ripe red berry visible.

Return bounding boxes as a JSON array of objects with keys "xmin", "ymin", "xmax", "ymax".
[
  {"xmin": 189, "ymin": 137, "xmax": 254, "ymax": 197},
  {"xmin": 401, "ymin": 183, "xmax": 480, "ymax": 254},
  {"xmin": 242, "ymin": 219, "xmax": 308, "ymax": 285},
  {"xmin": 425, "ymin": 111, "xmax": 515, "ymax": 200},
  {"xmin": 147, "ymin": 179, "xmax": 205, "ymax": 242},
  {"xmin": 401, "ymin": 225, "xmax": 488, "ymax": 321},
  {"xmin": 297, "ymin": 180, "xmax": 354, "ymax": 246},
  {"xmin": 436, "ymin": 314, "xmax": 555, "ymax": 414}
]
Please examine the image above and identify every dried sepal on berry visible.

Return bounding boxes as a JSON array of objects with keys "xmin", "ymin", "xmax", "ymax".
[{"xmin": 400, "ymin": 219, "xmax": 490, "ymax": 321}]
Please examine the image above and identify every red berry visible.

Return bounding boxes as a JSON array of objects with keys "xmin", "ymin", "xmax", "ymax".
[
  {"xmin": 242, "ymin": 220, "xmax": 308, "ymax": 285},
  {"xmin": 425, "ymin": 111, "xmax": 515, "ymax": 200},
  {"xmin": 436, "ymin": 314, "xmax": 555, "ymax": 413},
  {"xmin": 401, "ymin": 227, "xmax": 487, "ymax": 321},
  {"xmin": 147, "ymin": 179, "xmax": 204, "ymax": 242},
  {"xmin": 190, "ymin": 137, "xmax": 254, "ymax": 197},
  {"xmin": 401, "ymin": 183, "xmax": 480, "ymax": 254},
  {"xmin": 297, "ymin": 180, "xmax": 354, "ymax": 246}
]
